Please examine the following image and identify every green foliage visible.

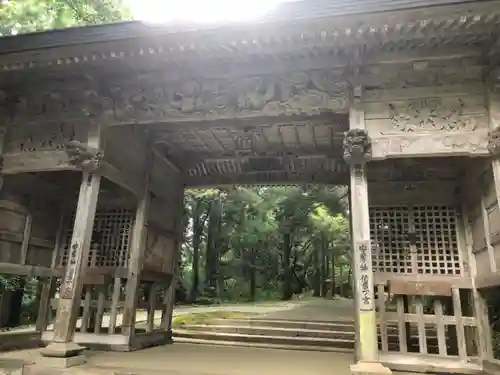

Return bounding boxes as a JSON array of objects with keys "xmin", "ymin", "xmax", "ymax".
[
  {"xmin": 180, "ymin": 185, "xmax": 352, "ymax": 303},
  {"xmin": 0, "ymin": 0, "xmax": 132, "ymax": 36}
]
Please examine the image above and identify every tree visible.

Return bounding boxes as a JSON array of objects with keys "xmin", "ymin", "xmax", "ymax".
[
  {"xmin": 179, "ymin": 185, "xmax": 351, "ymax": 304},
  {"xmin": 0, "ymin": 0, "xmax": 132, "ymax": 36}
]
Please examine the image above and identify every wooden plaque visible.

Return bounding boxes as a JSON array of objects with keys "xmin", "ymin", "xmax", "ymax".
[{"xmin": 389, "ymin": 280, "xmax": 452, "ymax": 297}]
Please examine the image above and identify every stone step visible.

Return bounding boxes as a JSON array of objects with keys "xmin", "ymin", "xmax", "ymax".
[
  {"xmin": 180, "ymin": 324, "xmax": 355, "ymax": 340},
  {"xmin": 173, "ymin": 336, "xmax": 354, "ymax": 353},
  {"xmin": 212, "ymin": 318, "xmax": 355, "ymax": 332},
  {"xmin": 172, "ymin": 329, "xmax": 355, "ymax": 349}
]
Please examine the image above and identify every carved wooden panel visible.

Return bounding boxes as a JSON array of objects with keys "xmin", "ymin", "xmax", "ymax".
[
  {"xmin": 111, "ymin": 69, "xmax": 352, "ymax": 122},
  {"xmin": 4, "ymin": 121, "xmax": 86, "ymax": 153},
  {"xmin": 366, "ymin": 97, "xmax": 487, "ymax": 135},
  {"xmin": 8, "ymin": 69, "xmax": 351, "ymax": 126},
  {"xmin": 371, "ymin": 131, "xmax": 489, "ymax": 159}
]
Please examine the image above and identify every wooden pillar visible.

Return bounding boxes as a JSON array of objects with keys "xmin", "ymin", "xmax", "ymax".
[
  {"xmin": 160, "ymin": 185, "xmax": 185, "ymax": 336},
  {"xmin": 121, "ymin": 135, "xmax": 152, "ymax": 339},
  {"xmin": 41, "ymin": 123, "xmax": 102, "ymax": 364},
  {"xmin": 487, "ymin": 70, "xmax": 500, "ymax": 222},
  {"xmin": 41, "ymin": 173, "xmax": 101, "ymax": 360},
  {"xmin": 36, "ymin": 214, "xmax": 64, "ymax": 332},
  {"xmin": 346, "ymin": 93, "xmax": 391, "ymax": 375}
]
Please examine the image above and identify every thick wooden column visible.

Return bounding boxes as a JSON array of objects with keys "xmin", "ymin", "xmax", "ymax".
[
  {"xmin": 160, "ymin": 186, "xmax": 185, "ymax": 337},
  {"xmin": 36, "ymin": 215, "xmax": 64, "ymax": 332},
  {"xmin": 487, "ymin": 72, "xmax": 500, "ymax": 226},
  {"xmin": 121, "ymin": 136, "xmax": 153, "ymax": 339},
  {"xmin": 41, "ymin": 123, "xmax": 102, "ymax": 364},
  {"xmin": 346, "ymin": 98, "xmax": 391, "ymax": 375}
]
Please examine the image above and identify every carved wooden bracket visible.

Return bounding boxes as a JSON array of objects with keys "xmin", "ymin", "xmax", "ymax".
[
  {"xmin": 343, "ymin": 128, "xmax": 372, "ymax": 165},
  {"xmin": 64, "ymin": 140, "xmax": 103, "ymax": 172},
  {"xmin": 487, "ymin": 127, "xmax": 500, "ymax": 158}
]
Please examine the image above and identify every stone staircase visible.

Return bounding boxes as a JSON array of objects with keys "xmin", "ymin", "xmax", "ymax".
[{"xmin": 173, "ymin": 318, "xmax": 355, "ymax": 352}]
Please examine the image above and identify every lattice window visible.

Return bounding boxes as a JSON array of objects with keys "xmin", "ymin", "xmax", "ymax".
[
  {"xmin": 60, "ymin": 209, "xmax": 134, "ymax": 268},
  {"xmin": 370, "ymin": 206, "xmax": 412, "ymax": 274},
  {"xmin": 370, "ymin": 205, "xmax": 460, "ymax": 276},
  {"xmin": 413, "ymin": 206, "xmax": 460, "ymax": 275}
]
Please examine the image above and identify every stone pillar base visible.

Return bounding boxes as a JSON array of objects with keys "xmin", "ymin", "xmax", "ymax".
[
  {"xmin": 350, "ymin": 362, "xmax": 392, "ymax": 375},
  {"xmin": 36, "ymin": 355, "xmax": 86, "ymax": 369},
  {"xmin": 39, "ymin": 342, "xmax": 86, "ymax": 368}
]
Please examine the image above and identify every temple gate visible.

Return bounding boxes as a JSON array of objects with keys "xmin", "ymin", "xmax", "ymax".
[{"xmin": 1, "ymin": 0, "xmax": 500, "ymax": 374}]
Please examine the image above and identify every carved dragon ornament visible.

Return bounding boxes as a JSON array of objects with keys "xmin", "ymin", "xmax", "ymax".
[
  {"xmin": 343, "ymin": 129, "xmax": 372, "ymax": 166},
  {"xmin": 64, "ymin": 140, "xmax": 103, "ymax": 172},
  {"xmin": 488, "ymin": 127, "xmax": 500, "ymax": 159}
]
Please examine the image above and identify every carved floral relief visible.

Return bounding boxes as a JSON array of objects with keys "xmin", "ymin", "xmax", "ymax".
[
  {"xmin": 111, "ymin": 70, "xmax": 352, "ymax": 121},
  {"xmin": 5, "ymin": 121, "xmax": 80, "ymax": 153},
  {"xmin": 372, "ymin": 132, "xmax": 489, "ymax": 159},
  {"xmin": 8, "ymin": 70, "xmax": 351, "ymax": 124},
  {"xmin": 388, "ymin": 98, "xmax": 477, "ymax": 132}
]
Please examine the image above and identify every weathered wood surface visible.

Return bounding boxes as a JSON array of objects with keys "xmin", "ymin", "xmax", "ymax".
[
  {"xmin": 49, "ymin": 122, "xmax": 103, "ymax": 346},
  {"xmin": 121, "ymin": 134, "xmax": 152, "ymax": 338},
  {"xmin": 389, "ymin": 280, "xmax": 452, "ymax": 297},
  {"xmin": 0, "ymin": 0, "xmax": 499, "ymax": 72}
]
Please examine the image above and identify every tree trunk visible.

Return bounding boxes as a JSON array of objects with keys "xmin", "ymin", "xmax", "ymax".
[
  {"xmin": 249, "ymin": 247, "xmax": 256, "ymax": 301},
  {"xmin": 189, "ymin": 201, "xmax": 203, "ymax": 302},
  {"xmin": 321, "ymin": 234, "xmax": 328, "ymax": 298},
  {"xmin": 319, "ymin": 239, "xmax": 325, "ymax": 297},
  {"xmin": 323, "ymin": 254, "xmax": 330, "ymax": 298},
  {"xmin": 339, "ymin": 263, "xmax": 344, "ymax": 297},
  {"xmin": 205, "ymin": 199, "xmax": 221, "ymax": 299},
  {"xmin": 330, "ymin": 253, "xmax": 336, "ymax": 298},
  {"xmin": 282, "ymin": 232, "xmax": 293, "ymax": 300},
  {"xmin": 312, "ymin": 239, "xmax": 321, "ymax": 297}
]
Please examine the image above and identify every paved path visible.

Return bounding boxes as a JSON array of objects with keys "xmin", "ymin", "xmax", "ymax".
[
  {"xmin": 84, "ymin": 343, "xmax": 355, "ymax": 375},
  {"xmin": 259, "ymin": 298, "xmax": 354, "ymax": 322},
  {"xmin": 2, "ymin": 299, "xmax": 358, "ymax": 375},
  {"xmin": 8, "ymin": 300, "xmax": 300, "ymax": 333},
  {"xmin": 5, "ymin": 298, "xmax": 354, "ymax": 334}
]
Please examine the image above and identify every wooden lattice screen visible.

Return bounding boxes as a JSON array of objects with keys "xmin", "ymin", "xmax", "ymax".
[
  {"xmin": 60, "ymin": 209, "xmax": 134, "ymax": 268},
  {"xmin": 370, "ymin": 205, "xmax": 461, "ymax": 276}
]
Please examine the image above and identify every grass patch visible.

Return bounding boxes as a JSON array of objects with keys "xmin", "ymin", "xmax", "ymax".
[{"xmin": 172, "ymin": 311, "xmax": 254, "ymax": 328}]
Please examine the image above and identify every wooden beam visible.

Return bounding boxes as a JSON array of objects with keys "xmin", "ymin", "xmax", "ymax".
[
  {"xmin": 0, "ymin": 262, "xmax": 54, "ymax": 277},
  {"xmin": 152, "ymin": 149, "xmax": 182, "ymax": 174},
  {"xmin": 0, "ymin": 231, "xmax": 53, "ymax": 249},
  {"xmin": 1, "ymin": 150, "xmax": 75, "ymax": 174},
  {"xmin": 99, "ymin": 161, "xmax": 143, "ymax": 198}
]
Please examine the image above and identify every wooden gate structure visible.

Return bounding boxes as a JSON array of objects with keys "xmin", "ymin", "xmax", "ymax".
[{"xmin": 2, "ymin": 0, "xmax": 500, "ymax": 374}]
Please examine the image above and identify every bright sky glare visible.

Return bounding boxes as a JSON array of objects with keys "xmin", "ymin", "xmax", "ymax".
[{"xmin": 127, "ymin": 0, "xmax": 291, "ymax": 24}]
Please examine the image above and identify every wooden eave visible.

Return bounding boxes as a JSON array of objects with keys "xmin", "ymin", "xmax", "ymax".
[{"xmin": 0, "ymin": 1, "xmax": 500, "ymax": 73}]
